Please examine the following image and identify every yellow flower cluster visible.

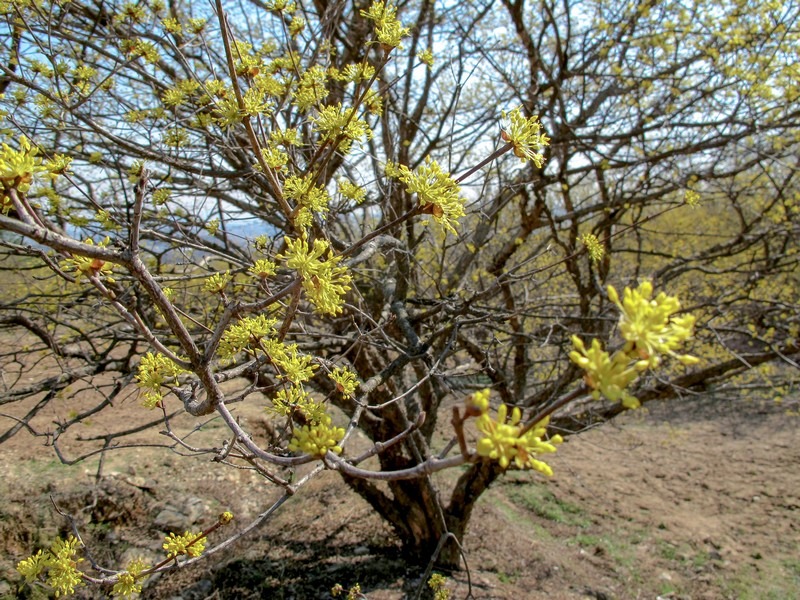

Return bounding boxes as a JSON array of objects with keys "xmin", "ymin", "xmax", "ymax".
[
  {"xmin": 218, "ymin": 314, "xmax": 278, "ymax": 360},
  {"xmin": 417, "ymin": 48, "xmax": 435, "ymax": 68},
  {"xmin": 202, "ymin": 270, "xmax": 232, "ymax": 294},
  {"xmin": 269, "ymin": 385, "xmax": 327, "ymax": 422},
  {"xmin": 279, "ymin": 236, "xmax": 352, "ymax": 315},
  {"xmin": 288, "ymin": 413, "xmax": 345, "ymax": 457},
  {"xmin": 111, "ymin": 558, "xmax": 148, "ymax": 598},
  {"xmin": 329, "ymin": 365, "xmax": 359, "ymax": 398},
  {"xmin": 361, "ymin": 1, "xmax": 410, "ymax": 50},
  {"xmin": 684, "ymin": 189, "xmax": 701, "ymax": 207},
  {"xmin": 60, "ymin": 237, "xmax": 116, "ymax": 283},
  {"xmin": 579, "ymin": 232, "xmax": 605, "ymax": 263},
  {"xmin": 273, "ymin": 343, "xmax": 318, "ymax": 384},
  {"xmin": 17, "ymin": 535, "xmax": 84, "ymax": 598},
  {"xmin": 136, "ymin": 352, "xmax": 189, "ymax": 408},
  {"xmin": 397, "ymin": 157, "xmax": 465, "ymax": 235},
  {"xmin": 335, "ymin": 62, "xmax": 376, "ymax": 83},
  {"xmin": 163, "ymin": 531, "xmax": 206, "ymax": 558},
  {"xmin": 293, "ymin": 65, "xmax": 329, "ymax": 112},
  {"xmin": 570, "ymin": 337, "xmax": 642, "ymax": 408},
  {"xmin": 260, "ymin": 144, "xmax": 288, "ymax": 170},
  {"xmin": 310, "ymin": 103, "xmax": 373, "ymax": 154},
  {"xmin": 428, "ymin": 573, "xmax": 451, "ymax": 600},
  {"xmin": 338, "ymin": 178, "xmax": 366, "ymax": 203},
  {"xmin": 500, "ymin": 107, "xmax": 550, "ymax": 167},
  {"xmin": 470, "ymin": 390, "xmax": 563, "ymax": 474},
  {"xmin": 570, "ymin": 283, "xmax": 699, "ymax": 409},
  {"xmin": 284, "ymin": 172, "xmax": 331, "ymax": 227},
  {"xmin": 610, "ymin": 282, "xmax": 698, "ymax": 368},
  {"xmin": 249, "ymin": 258, "xmax": 277, "ymax": 279},
  {"xmin": 1, "ymin": 136, "xmax": 71, "ymax": 210}
]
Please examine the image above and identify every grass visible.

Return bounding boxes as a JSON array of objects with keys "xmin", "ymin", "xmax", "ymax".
[
  {"xmin": 505, "ymin": 483, "xmax": 590, "ymax": 527},
  {"xmin": 490, "ymin": 493, "xmax": 554, "ymax": 541},
  {"xmin": 569, "ymin": 531, "xmax": 645, "ymax": 586},
  {"xmin": 719, "ymin": 559, "xmax": 800, "ymax": 600}
]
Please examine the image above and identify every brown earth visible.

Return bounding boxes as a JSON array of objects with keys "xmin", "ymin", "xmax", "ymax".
[{"xmin": 1, "ymin": 388, "xmax": 798, "ymax": 600}]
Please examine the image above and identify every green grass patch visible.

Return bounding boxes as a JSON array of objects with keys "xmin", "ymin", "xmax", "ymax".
[
  {"xmin": 487, "ymin": 490, "xmax": 554, "ymax": 541},
  {"xmin": 719, "ymin": 559, "xmax": 800, "ymax": 600},
  {"xmin": 506, "ymin": 484, "xmax": 590, "ymax": 527},
  {"xmin": 569, "ymin": 531, "xmax": 644, "ymax": 585}
]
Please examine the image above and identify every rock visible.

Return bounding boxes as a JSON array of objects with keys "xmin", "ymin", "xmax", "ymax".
[
  {"xmin": 153, "ymin": 496, "xmax": 207, "ymax": 531},
  {"xmin": 182, "ymin": 578, "xmax": 213, "ymax": 599}
]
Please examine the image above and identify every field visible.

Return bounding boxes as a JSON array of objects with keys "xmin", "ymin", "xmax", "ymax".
[{"xmin": 1, "ymin": 388, "xmax": 798, "ymax": 599}]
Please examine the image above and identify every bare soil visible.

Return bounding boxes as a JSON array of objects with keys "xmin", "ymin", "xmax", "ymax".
[{"xmin": 1, "ymin": 390, "xmax": 799, "ymax": 600}]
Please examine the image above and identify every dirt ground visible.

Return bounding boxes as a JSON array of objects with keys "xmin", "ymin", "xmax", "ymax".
[{"xmin": 1, "ymin": 388, "xmax": 798, "ymax": 600}]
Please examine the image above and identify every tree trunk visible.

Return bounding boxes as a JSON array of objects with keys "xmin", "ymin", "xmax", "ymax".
[{"xmin": 341, "ymin": 458, "xmax": 505, "ymax": 570}]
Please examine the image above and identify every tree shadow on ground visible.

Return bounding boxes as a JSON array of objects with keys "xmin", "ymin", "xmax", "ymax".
[{"xmin": 210, "ymin": 537, "xmax": 417, "ymax": 599}]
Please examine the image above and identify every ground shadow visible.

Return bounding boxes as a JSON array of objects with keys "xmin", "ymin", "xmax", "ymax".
[{"xmin": 211, "ymin": 539, "xmax": 413, "ymax": 599}]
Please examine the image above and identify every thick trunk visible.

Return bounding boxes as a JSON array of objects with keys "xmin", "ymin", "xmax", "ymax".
[
  {"xmin": 340, "ymin": 459, "xmax": 504, "ymax": 570},
  {"xmin": 341, "ymin": 471, "xmax": 452, "ymax": 564}
]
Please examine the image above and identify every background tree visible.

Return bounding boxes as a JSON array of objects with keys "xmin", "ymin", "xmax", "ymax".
[{"xmin": 1, "ymin": 0, "xmax": 798, "ymax": 590}]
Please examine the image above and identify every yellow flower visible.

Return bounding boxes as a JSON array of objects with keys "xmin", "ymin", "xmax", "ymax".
[
  {"xmin": 476, "ymin": 404, "xmax": 522, "ymax": 469},
  {"xmin": 161, "ymin": 17, "xmax": 182, "ymax": 33},
  {"xmin": 17, "ymin": 537, "xmax": 85, "ymax": 597},
  {"xmin": 500, "ymin": 107, "xmax": 550, "ymax": 167},
  {"xmin": 274, "ymin": 343, "xmax": 318, "ymax": 383},
  {"xmin": 112, "ymin": 558, "xmax": 148, "ymax": 598},
  {"xmin": 474, "ymin": 399, "xmax": 561, "ymax": 472},
  {"xmin": 516, "ymin": 417, "xmax": 563, "ymax": 475},
  {"xmin": 684, "ymin": 189, "xmax": 701, "ymax": 207},
  {"xmin": 260, "ymin": 144, "xmax": 288, "ymax": 170},
  {"xmin": 468, "ymin": 388, "xmax": 491, "ymax": 414},
  {"xmin": 136, "ymin": 352, "xmax": 189, "ymax": 408},
  {"xmin": 289, "ymin": 413, "xmax": 345, "ymax": 456},
  {"xmin": 0, "ymin": 136, "xmax": 44, "ymax": 200},
  {"xmin": 330, "ymin": 366, "xmax": 359, "ymax": 397},
  {"xmin": 580, "ymin": 233, "xmax": 605, "ymax": 262},
  {"xmin": 279, "ymin": 236, "xmax": 352, "ymax": 315},
  {"xmin": 361, "ymin": 1, "xmax": 410, "ymax": 50},
  {"xmin": 280, "ymin": 235, "xmax": 328, "ymax": 278},
  {"xmin": 293, "ymin": 65, "xmax": 329, "ymax": 112},
  {"xmin": 310, "ymin": 103, "xmax": 372, "ymax": 154},
  {"xmin": 16, "ymin": 550, "xmax": 47, "ymax": 583},
  {"xmin": 338, "ymin": 178, "xmax": 366, "ymax": 203},
  {"xmin": 47, "ymin": 536, "xmax": 84, "ymax": 598},
  {"xmin": 112, "ymin": 572, "xmax": 140, "ymax": 598},
  {"xmin": 284, "ymin": 173, "xmax": 331, "ymax": 214},
  {"xmin": 569, "ymin": 336, "xmax": 642, "ymax": 409},
  {"xmin": 417, "ymin": 48, "xmax": 434, "ymax": 68},
  {"xmin": 219, "ymin": 314, "xmax": 278, "ymax": 360},
  {"xmin": 608, "ymin": 282, "xmax": 699, "ymax": 367},
  {"xmin": 570, "ymin": 283, "xmax": 698, "ymax": 409},
  {"xmin": 202, "ymin": 270, "xmax": 232, "ymax": 294},
  {"xmin": 269, "ymin": 384, "xmax": 327, "ymax": 423},
  {"xmin": 60, "ymin": 237, "xmax": 116, "ymax": 282},
  {"xmin": 249, "ymin": 258, "xmax": 277, "ymax": 279},
  {"xmin": 163, "ymin": 531, "xmax": 205, "ymax": 558},
  {"xmin": 398, "ymin": 157, "xmax": 465, "ymax": 235}
]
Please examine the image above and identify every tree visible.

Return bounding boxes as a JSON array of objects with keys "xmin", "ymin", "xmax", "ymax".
[{"xmin": 1, "ymin": 0, "xmax": 798, "ymax": 594}]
